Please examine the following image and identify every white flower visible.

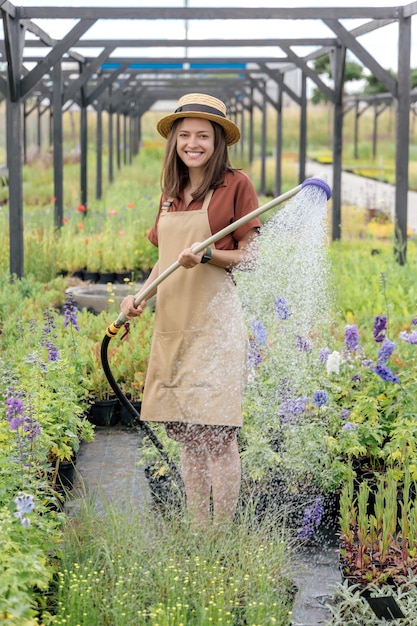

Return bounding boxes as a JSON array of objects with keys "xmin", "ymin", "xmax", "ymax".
[{"xmin": 326, "ymin": 351, "xmax": 341, "ymax": 375}]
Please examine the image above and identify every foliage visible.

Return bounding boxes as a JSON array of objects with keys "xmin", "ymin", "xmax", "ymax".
[
  {"xmin": 327, "ymin": 575, "xmax": 417, "ymax": 625},
  {"xmin": 52, "ymin": 503, "xmax": 295, "ymax": 625},
  {"xmin": 339, "ymin": 467, "xmax": 417, "ymax": 588}
]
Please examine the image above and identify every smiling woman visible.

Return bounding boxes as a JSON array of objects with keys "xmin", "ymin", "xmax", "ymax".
[{"xmin": 119, "ymin": 92, "xmax": 262, "ymax": 528}]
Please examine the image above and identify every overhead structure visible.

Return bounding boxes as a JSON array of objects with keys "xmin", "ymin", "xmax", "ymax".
[{"xmin": 0, "ymin": 2, "xmax": 416, "ymax": 275}]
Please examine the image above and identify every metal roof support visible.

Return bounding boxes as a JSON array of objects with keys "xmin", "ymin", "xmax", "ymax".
[
  {"xmin": 108, "ymin": 87, "xmax": 114, "ymax": 184},
  {"xmin": 299, "ymin": 73, "xmax": 307, "ymax": 184},
  {"xmin": 248, "ymin": 88, "xmax": 254, "ymax": 167},
  {"xmin": 123, "ymin": 113, "xmax": 127, "ymax": 166},
  {"xmin": 331, "ymin": 45, "xmax": 346, "ymax": 241},
  {"xmin": 96, "ymin": 98, "xmax": 103, "ymax": 200},
  {"xmin": 275, "ymin": 84, "xmax": 283, "ymax": 197},
  {"xmin": 116, "ymin": 112, "xmax": 121, "ymax": 171},
  {"xmin": 80, "ymin": 79, "xmax": 88, "ymax": 209},
  {"xmin": 260, "ymin": 82, "xmax": 267, "ymax": 195},
  {"xmin": 52, "ymin": 62, "xmax": 63, "ymax": 228},
  {"xmin": 6, "ymin": 97, "xmax": 23, "ymax": 277},
  {"xmin": 395, "ymin": 9, "xmax": 412, "ymax": 264}
]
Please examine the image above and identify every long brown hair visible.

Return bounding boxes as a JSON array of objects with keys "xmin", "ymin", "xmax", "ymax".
[{"xmin": 160, "ymin": 119, "xmax": 234, "ymax": 200}]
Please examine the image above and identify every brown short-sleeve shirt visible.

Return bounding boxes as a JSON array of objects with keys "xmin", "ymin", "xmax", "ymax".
[{"xmin": 148, "ymin": 169, "xmax": 261, "ymax": 250}]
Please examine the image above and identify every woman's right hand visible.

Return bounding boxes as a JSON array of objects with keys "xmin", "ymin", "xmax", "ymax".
[{"xmin": 120, "ymin": 294, "xmax": 146, "ymax": 319}]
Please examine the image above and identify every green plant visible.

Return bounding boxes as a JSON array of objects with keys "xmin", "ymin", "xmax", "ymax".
[{"xmin": 52, "ymin": 502, "xmax": 295, "ymax": 625}]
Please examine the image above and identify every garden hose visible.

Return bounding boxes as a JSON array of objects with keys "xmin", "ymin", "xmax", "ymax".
[{"xmin": 100, "ymin": 176, "xmax": 332, "ymax": 490}]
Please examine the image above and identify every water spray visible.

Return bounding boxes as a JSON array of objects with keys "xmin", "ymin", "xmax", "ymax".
[{"xmin": 100, "ymin": 176, "xmax": 332, "ymax": 489}]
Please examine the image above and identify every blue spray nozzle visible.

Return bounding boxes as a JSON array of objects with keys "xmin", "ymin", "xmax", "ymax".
[{"xmin": 301, "ymin": 177, "xmax": 332, "ymax": 200}]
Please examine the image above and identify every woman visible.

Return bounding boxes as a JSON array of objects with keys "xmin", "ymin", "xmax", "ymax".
[{"xmin": 121, "ymin": 93, "xmax": 261, "ymax": 527}]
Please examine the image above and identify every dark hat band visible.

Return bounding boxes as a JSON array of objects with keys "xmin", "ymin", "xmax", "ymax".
[{"xmin": 174, "ymin": 103, "xmax": 226, "ymax": 118}]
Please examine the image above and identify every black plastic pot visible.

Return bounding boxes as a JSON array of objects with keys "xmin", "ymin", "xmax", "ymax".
[{"xmin": 87, "ymin": 398, "xmax": 120, "ymax": 426}]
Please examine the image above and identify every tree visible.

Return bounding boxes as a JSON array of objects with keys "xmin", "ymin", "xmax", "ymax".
[{"xmin": 311, "ymin": 53, "xmax": 364, "ymax": 104}]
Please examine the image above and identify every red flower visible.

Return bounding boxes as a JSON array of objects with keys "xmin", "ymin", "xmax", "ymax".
[
  {"xmin": 77, "ymin": 204, "xmax": 86, "ymax": 213},
  {"xmin": 62, "ymin": 216, "xmax": 69, "ymax": 223},
  {"xmin": 108, "ymin": 209, "xmax": 116, "ymax": 216},
  {"xmin": 51, "ymin": 197, "xmax": 57, "ymax": 203},
  {"xmin": 77, "ymin": 222, "xmax": 84, "ymax": 230},
  {"xmin": 127, "ymin": 202, "xmax": 135, "ymax": 208}
]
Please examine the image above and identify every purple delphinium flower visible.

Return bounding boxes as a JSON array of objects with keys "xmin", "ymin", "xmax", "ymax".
[
  {"xmin": 248, "ymin": 339, "xmax": 262, "ymax": 368},
  {"xmin": 400, "ymin": 330, "xmax": 417, "ymax": 345},
  {"xmin": 373, "ymin": 315, "xmax": 387, "ymax": 343},
  {"xmin": 312, "ymin": 390, "xmax": 328, "ymax": 408},
  {"xmin": 362, "ymin": 359, "xmax": 374, "ymax": 368},
  {"xmin": 64, "ymin": 293, "xmax": 80, "ymax": 331},
  {"xmin": 318, "ymin": 347, "xmax": 331, "ymax": 363},
  {"xmin": 377, "ymin": 338, "xmax": 396, "ymax": 365},
  {"xmin": 342, "ymin": 422, "xmax": 354, "ymax": 430},
  {"xmin": 297, "ymin": 496, "xmax": 324, "ymax": 539},
  {"xmin": 412, "ymin": 318, "xmax": 417, "ymax": 326},
  {"xmin": 344, "ymin": 324, "xmax": 359, "ymax": 352},
  {"xmin": 278, "ymin": 396, "xmax": 308, "ymax": 423},
  {"xmin": 14, "ymin": 493, "xmax": 35, "ymax": 528},
  {"xmin": 340, "ymin": 408, "xmax": 351, "ymax": 420},
  {"xmin": 251, "ymin": 319, "xmax": 267, "ymax": 346},
  {"xmin": 6, "ymin": 395, "xmax": 25, "ymax": 431},
  {"xmin": 275, "ymin": 296, "xmax": 290, "ymax": 320},
  {"xmin": 41, "ymin": 308, "xmax": 59, "ymax": 362},
  {"xmin": 295, "ymin": 335, "xmax": 312, "ymax": 352},
  {"xmin": 374, "ymin": 364, "xmax": 399, "ymax": 384}
]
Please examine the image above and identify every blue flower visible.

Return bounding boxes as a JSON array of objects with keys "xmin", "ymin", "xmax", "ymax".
[
  {"xmin": 400, "ymin": 330, "xmax": 417, "ymax": 345},
  {"xmin": 312, "ymin": 390, "xmax": 328, "ymax": 407},
  {"xmin": 250, "ymin": 319, "xmax": 267, "ymax": 345},
  {"xmin": 377, "ymin": 338, "xmax": 396, "ymax": 365},
  {"xmin": 295, "ymin": 335, "xmax": 312, "ymax": 352},
  {"xmin": 318, "ymin": 347, "xmax": 331, "ymax": 363},
  {"xmin": 14, "ymin": 493, "xmax": 35, "ymax": 527},
  {"xmin": 278, "ymin": 396, "xmax": 308, "ymax": 422},
  {"xmin": 373, "ymin": 315, "xmax": 387, "ymax": 343},
  {"xmin": 344, "ymin": 324, "xmax": 359, "ymax": 352},
  {"xmin": 274, "ymin": 296, "xmax": 290, "ymax": 320},
  {"xmin": 64, "ymin": 293, "xmax": 80, "ymax": 331},
  {"xmin": 374, "ymin": 364, "xmax": 399, "ymax": 384},
  {"xmin": 340, "ymin": 409, "xmax": 350, "ymax": 420},
  {"xmin": 342, "ymin": 422, "xmax": 354, "ymax": 430},
  {"xmin": 248, "ymin": 339, "xmax": 262, "ymax": 367},
  {"xmin": 297, "ymin": 496, "xmax": 324, "ymax": 539}
]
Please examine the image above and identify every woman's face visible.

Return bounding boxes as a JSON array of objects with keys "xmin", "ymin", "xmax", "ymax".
[{"xmin": 176, "ymin": 118, "xmax": 215, "ymax": 172}]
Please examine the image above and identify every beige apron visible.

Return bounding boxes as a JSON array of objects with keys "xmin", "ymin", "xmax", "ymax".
[{"xmin": 140, "ymin": 191, "xmax": 248, "ymax": 427}]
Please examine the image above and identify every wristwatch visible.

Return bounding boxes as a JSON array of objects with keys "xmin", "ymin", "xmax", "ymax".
[{"xmin": 200, "ymin": 247, "xmax": 212, "ymax": 264}]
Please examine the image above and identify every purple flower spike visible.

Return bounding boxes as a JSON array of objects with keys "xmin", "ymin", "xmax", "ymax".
[
  {"xmin": 377, "ymin": 338, "xmax": 395, "ymax": 365},
  {"xmin": 251, "ymin": 319, "xmax": 267, "ymax": 345},
  {"xmin": 312, "ymin": 390, "xmax": 328, "ymax": 407},
  {"xmin": 373, "ymin": 315, "xmax": 387, "ymax": 343},
  {"xmin": 64, "ymin": 293, "xmax": 80, "ymax": 331},
  {"xmin": 374, "ymin": 364, "xmax": 399, "ymax": 384},
  {"xmin": 400, "ymin": 330, "xmax": 417, "ymax": 345},
  {"xmin": 275, "ymin": 296, "xmax": 290, "ymax": 320},
  {"xmin": 296, "ymin": 335, "xmax": 312, "ymax": 352},
  {"xmin": 344, "ymin": 325, "xmax": 359, "ymax": 352},
  {"xmin": 319, "ymin": 347, "xmax": 331, "ymax": 363},
  {"xmin": 297, "ymin": 496, "xmax": 324, "ymax": 539}
]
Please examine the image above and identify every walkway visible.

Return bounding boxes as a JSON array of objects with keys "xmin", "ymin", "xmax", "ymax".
[{"xmin": 66, "ymin": 425, "xmax": 341, "ymax": 626}]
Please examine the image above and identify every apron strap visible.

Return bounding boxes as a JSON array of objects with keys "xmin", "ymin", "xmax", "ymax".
[
  {"xmin": 161, "ymin": 189, "xmax": 214, "ymax": 214},
  {"xmin": 201, "ymin": 189, "xmax": 214, "ymax": 212}
]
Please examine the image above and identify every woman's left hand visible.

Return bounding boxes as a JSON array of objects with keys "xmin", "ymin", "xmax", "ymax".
[{"xmin": 178, "ymin": 242, "xmax": 203, "ymax": 268}]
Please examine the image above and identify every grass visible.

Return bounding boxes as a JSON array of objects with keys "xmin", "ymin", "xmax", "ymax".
[{"xmin": 51, "ymin": 501, "xmax": 295, "ymax": 626}]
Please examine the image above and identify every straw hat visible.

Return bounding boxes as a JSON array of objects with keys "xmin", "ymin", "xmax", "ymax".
[{"xmin": 157, "ymin": 93, "xmax": 240, "ymax": 146}]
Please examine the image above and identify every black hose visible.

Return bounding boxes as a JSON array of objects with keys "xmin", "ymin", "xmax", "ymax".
[{"xmin": 100, "ymin": 332, "xmax": 185, "ymax": 495}]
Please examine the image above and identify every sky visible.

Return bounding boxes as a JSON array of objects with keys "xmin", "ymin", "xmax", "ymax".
[{"xmin": 11, "ymin": 0, "xmax": 417, "ymax": 73}]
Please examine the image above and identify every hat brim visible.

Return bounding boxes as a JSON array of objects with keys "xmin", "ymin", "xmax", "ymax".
[{"xmin": 157, "ymin": 111, "xmax": 240, "ymax": 146}]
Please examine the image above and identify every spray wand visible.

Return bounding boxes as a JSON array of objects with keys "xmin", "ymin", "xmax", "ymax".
[{"xmin": 100, "ymin": 176, "xmax": 331, "ymax": 488}]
